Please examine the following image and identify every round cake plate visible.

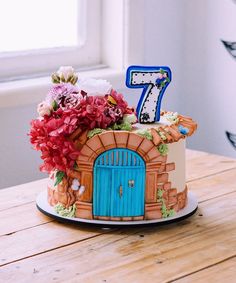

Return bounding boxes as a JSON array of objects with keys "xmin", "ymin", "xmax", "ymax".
[{"xmin": 36, "ymin": 191, "xmax": 198, "ymax": 226}]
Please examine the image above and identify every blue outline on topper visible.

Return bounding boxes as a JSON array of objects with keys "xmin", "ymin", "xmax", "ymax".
[{"xmin": 126, "ymin": 66, "xmax": 172, "ymax": 123}]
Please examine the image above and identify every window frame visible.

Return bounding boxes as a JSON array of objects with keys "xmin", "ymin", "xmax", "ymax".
[
  {"xmin": 0, "ymin": 0, "xmax": 101, "ymax": 81},
  {"xmin": 0, "ymin": 0, "xmax": 146, "ymax": 108}
]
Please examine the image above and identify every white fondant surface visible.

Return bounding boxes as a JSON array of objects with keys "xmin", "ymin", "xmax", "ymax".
[
  {"xmin": 132, "ymin": 116, "xmax": 171, "ymax": 130},
  {"xmin": 167, "ymin": 139, "xmax": 186, "ymax": 192}
]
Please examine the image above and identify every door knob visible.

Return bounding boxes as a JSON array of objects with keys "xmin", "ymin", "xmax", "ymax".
[
  {"xmin": 128, "ymin": 180, "xmax": 134, "ymax": 188},
  {"xmin": 119, "ymin": 185, "xmax": 123, "ymax": 198}
]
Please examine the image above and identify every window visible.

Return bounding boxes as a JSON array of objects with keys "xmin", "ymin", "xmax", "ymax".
[{"xmin": 0, "ymin": 0, "xmax": 101, "ymax": 81}]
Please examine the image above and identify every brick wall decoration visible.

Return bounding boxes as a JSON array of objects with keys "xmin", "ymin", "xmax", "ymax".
[{"xmin": 48, "ymin": 113, "xmax": 197, "ymax": 221}]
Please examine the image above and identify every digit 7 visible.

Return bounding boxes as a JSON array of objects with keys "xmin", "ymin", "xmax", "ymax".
[{"xmin": 126, "ymin": 66, "xmax": 171, "ymax": 123}]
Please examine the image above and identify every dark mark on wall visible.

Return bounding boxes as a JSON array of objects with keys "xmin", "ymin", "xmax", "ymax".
[
  {"xmin": 221, "ymin": 40, "xmax": 236, "ymax": 59},
  {"xmin": 226, "ymin": 131, "xmax": 236, "ymax": 149}
]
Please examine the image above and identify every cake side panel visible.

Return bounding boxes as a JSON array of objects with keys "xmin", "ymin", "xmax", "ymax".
[{"xmin": 167, "ymin": 139, "xmax": 186, "ymax": 193}]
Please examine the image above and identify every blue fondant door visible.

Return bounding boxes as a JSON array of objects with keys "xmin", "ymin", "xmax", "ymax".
[{"xmin": 93, "ymin": 148, "xmax": 145, "ymax": 217}]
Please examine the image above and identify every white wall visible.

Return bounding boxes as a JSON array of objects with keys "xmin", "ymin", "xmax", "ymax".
[
  {"xmin": 182, "ymin": 0, "xmax": 236, "ymax": 158},
  {"xmin": 1, "ymin": 0, "xmax": 236, "ymax": 189}
]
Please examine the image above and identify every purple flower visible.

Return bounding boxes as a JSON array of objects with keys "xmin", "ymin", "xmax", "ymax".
[{"xmin": 46, "ymin": 83, "xmax": 81, "ymax": 109}]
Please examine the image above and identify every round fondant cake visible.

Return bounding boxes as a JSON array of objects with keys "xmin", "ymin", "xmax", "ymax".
[{"xmin": 30, "ymin": 66, "xmax": 197, "ymax": 221}]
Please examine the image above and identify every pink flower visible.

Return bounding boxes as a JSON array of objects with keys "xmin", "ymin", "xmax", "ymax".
[
  {"xmin": 37, "ymin": 101, "xmax": 52, "ymax": 117},
  {"xmin": 46, "ymin": 83, "xmax": 81, "ymax": 108}
]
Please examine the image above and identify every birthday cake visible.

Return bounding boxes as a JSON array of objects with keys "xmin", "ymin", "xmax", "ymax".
[{"xmin": 30, "ymin": 66, "xmax": 197, "ymax": 221}]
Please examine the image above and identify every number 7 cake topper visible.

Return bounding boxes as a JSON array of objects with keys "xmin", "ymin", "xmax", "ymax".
[{"xmin": 126, "ymin": 66, "xmax": 172, "ymax": 123}]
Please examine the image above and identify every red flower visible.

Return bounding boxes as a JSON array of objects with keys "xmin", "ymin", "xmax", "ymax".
[
  {"xmin": 29, "ymin": 88, "xmax": 132, "ymax": 174},
  {"xmin": 29, "ymin": 111, "xmax": 80, "ymax": 173}
]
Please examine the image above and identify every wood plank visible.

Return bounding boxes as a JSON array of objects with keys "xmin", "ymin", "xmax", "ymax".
[
  {"xmin": 186, "ymin": 153, "xmax": 236, "ymax": 182},
  {"xmin": 1, "ymin": 163, "xmax": 236, "ymax": 268},
  {"xmin": 188, "ymin": 168, "xmax": 236, "ymax": 203},
  {"xmin": 0, "ymin": 221, "xmax": 117, "ymax": 267},
  {"xmin": 174, "ymin": 257, "xmax": 236, "ymax": 283},
  {"xmin": 0, "ymin": 202, "xmax": 51, "ymax": 236},
  {"xmin": 1, "ymin": 191, "xmax": 236, "ymax": 283},
  {"xmin": 0, "ymin": 178, "xmax": 47, "ymax": 211},
  {"xmin": 1, "ymin": 163, "xmax": 234, "ymax": 249}
]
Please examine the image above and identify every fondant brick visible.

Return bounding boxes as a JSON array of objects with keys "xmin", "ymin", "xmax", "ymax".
[
  {"xmin": 137, "ymin": 139, "xmax": 154, "ymax": 158},
  {"xmin": 163, "ymin": 182, "xmax": 171, "ymax": 191},
  {"xmin": 145, "ymin": 203, "xmax": 162, "ymax": 220},
  {"xmin": 172, "ymin": 203, "xmax": 180, "ymax": 212},
  {"xmin": 162, "ymin": 191, "xmax": 168, "ymax": 201},
  {"xmin": 158, "ymin": 163, "xmax": 166, "ymax": 173},
  {"xmin": 122, "ymin": 217, "xmax": 132, "ymax": 221},
  {"xmin": 168, "ymin": 188, "xmax": 177, "ymax": 197},
  {"xmin": 146, "ymin": 162, "xmax": 162, "ymax": 171},
  {"xmin": 80, "ymin": 145, "xmax": 95, "ymax": 159},
  {"xmin": 114, "ymin": 131, "xmax": 129, "ymax": 148},
  {"xmin": 127, "ymin": 133, "xmax": 143, "ymax": 151},
  {"xmin": 177, "ymin": 192, "xmax": 184, "ymax": 201},
  {"xmin": 151, "ymin": 155, "xmax": 167, "ymax": 163},
  {"xmin": 166, "ymin": 126, "xmax": 182, "ymax": 141},
  {"xmin": 145, "ymin": 172, "xmax": 157, "ymax": 203},
  {"xmin": 75, "ymin": 201, "xmax": 93, "ymax": 219},
  {"xmin": 145, "ymin": 146, "xmax": 161, "ymax": 161},
  {"xmin": 159, "ymin": 126, "xmax": 173, "ymax": 142},
  {"xmin": 77, "ymin": 154, "xmax": 90, "ymax": 162},
  {"xmin": 168, "ymin": 196, "xmax": 177, "ymax": 205},
  {"xmin": 86, "ymin": 135, "xmax": 104, "ymax": 155},
  {"xmin": 99, "ymin": 131, "xmax": 116, "ymax": 150},
  {"xmin": 132, "ymin": 216, "xmax": 144, "ymax": 221},
  {"xmin": 157, "ymin": 173, "xmax": 168, "ymax": 183},
  {"xmin": 150, "ymin": 128, "xmax": 162, "ymax": 145},
  {"xmin": 79, "ymin": 171, "xmax": 93, "ymax": 202},
  {"xmin": 110, "ymin": 217, "xmax": 122, "ymax": 221},
  {"xmin": 165, "ymin": 162, "xmax": 175, "ymax": 172}
]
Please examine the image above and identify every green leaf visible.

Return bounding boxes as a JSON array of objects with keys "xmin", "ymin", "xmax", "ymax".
[
  {"xmin": 160, "ymin": 81, "xmax": 165, "ymax": 87},
  {"xmin": 160, "ymin": 69, "xmax": 165, "ymax": 75},
  {"xmin": 87, "ymin": 128, "xmax": 104, "ymax": 139},
  {"xmin": 52, "ymin": 100, "xmax": 58, "ymax": 111},
  {"xmin": 54, "ymin": 171, "xmax": 65, "ymax": 186}
]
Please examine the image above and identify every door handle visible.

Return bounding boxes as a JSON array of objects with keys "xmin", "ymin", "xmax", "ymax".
[
  {"xmin": 119, "ymin": 185, "xmax": 123, "ymax": 198},
  {"xmin": 128, "ymin": 180, "xmax": 135, "ymax": 188}
]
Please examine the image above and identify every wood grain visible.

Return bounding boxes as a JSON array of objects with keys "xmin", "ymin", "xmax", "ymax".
[
  {"xmin": 173, "ymin": 257, "xmax": 236, "ymax": 283},
  {"xmin": 0, "ymin": 179, "xmax": 47, "ymax": 211},
  {"xmin": 1, "ymin": 181, "xmax": 236, "ymax": 282},
  {"xmin": 0, "ymin": 221, "xmax": 116, "ymax": 267},
  {"xmin": 0, "ymin": 202, "xmax": 51, "ymax": 236},
  {"xmin": 0, "ymin": 150, "xmax": 236, "ymax": 283},
  {"xmin": 188, "ymin": 168, "xmax": 236, "ymax": 203},
  {"xmin": 186, "ymin": 153, "xmax": 236, "ymax": 182}
]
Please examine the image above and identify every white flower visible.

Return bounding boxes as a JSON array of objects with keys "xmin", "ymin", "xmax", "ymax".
[
  {"xmin": 78, "ymin": 185, "xmax": 85, "ymax": 196},
  {"xmin": 78, "ymin": 78, "xmax": 112, "ymax": 95},
  {"xmin": 71, "ymin": 179, "xmax": 80, "ymax": 191},
  {"xmin": 123, "ymin": 113, "xmax": 137, "ymax": 124},
  {"xmin": 164, "ymin": 112, "xmax": 179, "ymax": 124},
  {"xmin": 37, "ymin": 101, "xmax": 52, "ymax": 117},
  {"xmin": 57, "ymin": 66, "xmax": 76, "ymax": 81}
]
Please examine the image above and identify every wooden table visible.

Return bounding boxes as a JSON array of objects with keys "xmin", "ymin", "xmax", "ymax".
[{"xmin": 1, "ymin": 149, "xmax": 236, "ymax": 283}]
